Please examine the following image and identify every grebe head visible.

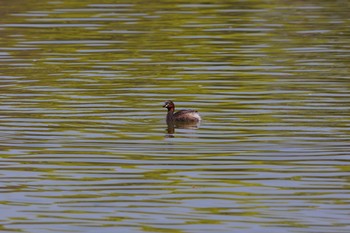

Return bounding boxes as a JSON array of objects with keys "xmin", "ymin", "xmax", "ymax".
[{"xmin": 163, "ymin": 100, "xmax": 175, "ymax": 111}]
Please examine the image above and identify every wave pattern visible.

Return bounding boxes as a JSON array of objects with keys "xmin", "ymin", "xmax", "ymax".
[{"xmin": 1, "ymin": 1, "xmax": 350, "ymax": 233}]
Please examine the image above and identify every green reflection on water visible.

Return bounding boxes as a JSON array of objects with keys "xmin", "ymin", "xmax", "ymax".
[
  {"xmin": 142, "ymin": 225, "xmax": 183, "ymax": 233},
  {"xmin": 1, "ymin": 0, "xmax": 350, "ymax": 233}
]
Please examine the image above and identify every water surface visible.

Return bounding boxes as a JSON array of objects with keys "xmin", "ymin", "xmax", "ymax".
[{"xmin": 1, "ymin": 1, "xmax": 350, "ymax": 233}]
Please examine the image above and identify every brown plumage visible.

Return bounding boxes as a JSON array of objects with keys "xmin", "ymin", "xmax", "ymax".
[{"xmin": 163, "ymin": 100, "xmax": 201, "ymax": 123}]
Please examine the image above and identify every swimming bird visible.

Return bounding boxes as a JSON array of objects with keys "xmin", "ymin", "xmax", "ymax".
[{"xmin": 163, "ymin": 100, "xmax": 201, "ymax": 124}]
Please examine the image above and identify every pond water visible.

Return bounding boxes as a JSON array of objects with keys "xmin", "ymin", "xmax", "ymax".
[{"xmin": 1, "ymin": 1, "xmax": 350, "ymax": 233}]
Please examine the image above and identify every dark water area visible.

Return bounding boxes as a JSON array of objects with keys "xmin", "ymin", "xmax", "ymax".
[{"xmin": 1, "ymin": 1, "xmax": 350, "ymax": 233}]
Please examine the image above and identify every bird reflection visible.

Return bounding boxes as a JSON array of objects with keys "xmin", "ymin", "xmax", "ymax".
[{"xmin": 165, "ymin": 121, "xmax": 200, "ymax": 138}]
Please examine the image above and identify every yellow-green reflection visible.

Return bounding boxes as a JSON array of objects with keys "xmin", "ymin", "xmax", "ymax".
[{"xmin": 0, "ymin": 0, "xmax": 349, "ymax": 233}]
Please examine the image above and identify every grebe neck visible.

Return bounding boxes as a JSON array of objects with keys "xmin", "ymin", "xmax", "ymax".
[{"xmin": 166, "ymin": 109, "xmax": 175, "ymax": 123}]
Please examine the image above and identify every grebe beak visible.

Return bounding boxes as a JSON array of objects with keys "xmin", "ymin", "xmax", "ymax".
[{"xmin": 163, "ymin": 103, "xmax": 168, "ymax": 108}]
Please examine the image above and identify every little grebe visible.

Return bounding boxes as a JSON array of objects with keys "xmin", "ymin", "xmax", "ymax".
[{"xmin": 163, "ymin": 100, "xmax": 201, "ymax": 123}]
